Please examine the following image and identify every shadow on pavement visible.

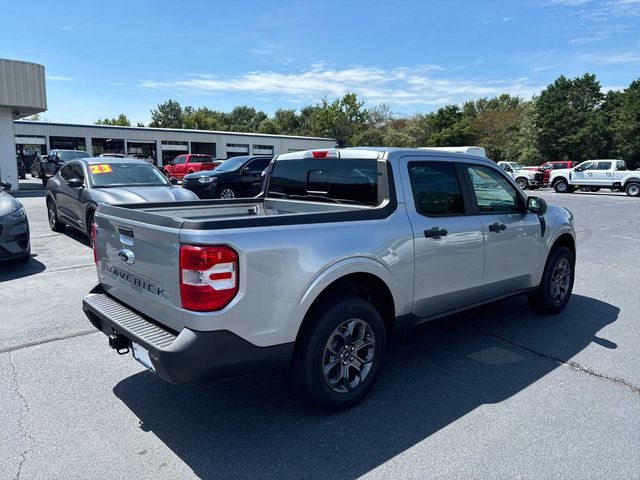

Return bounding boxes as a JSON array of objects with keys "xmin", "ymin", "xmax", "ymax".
[
  {"xmin": 114, "ymin": 294, "xmax": 618, "ymax": 479},
  {"xmin": 61, "ymin": 226, "xmax": 90, "ymax": 247},
  {"xmin": 0, "ymin": 255, "xmax": 46, "ymax": 282}
]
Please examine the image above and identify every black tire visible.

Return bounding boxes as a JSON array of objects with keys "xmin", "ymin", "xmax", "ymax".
[
  {"xmin": 293, "ymin": 294, "xmax": 386, "ymax": 411},
  {"xmin": 625, "ymin": 182, "xmax": 640, "ymax": 197},
  {"xmin": 216, "ymin": 185, "xmax": 237, "ymax": 199},
  {"xmin": 528, "ymin": 246, "xmax": 575, "ymax": 314},
  {"xmin": 516, "ymin": 178, "xmax": 528, "ymax": 190},
  {"xmin": 589, "ymin": 187, "xmax": 600, "ymax": 192},
  {"xmin": 86, "ymin": 210, "xmax": 95, "ymax": 246},
  {"xmin": 553, "ymin": 179, "xmax": 569, "ymax": 193},
  {"xmin": 46, "ymin": 198, "xmax": 65, "ymax": 232}
]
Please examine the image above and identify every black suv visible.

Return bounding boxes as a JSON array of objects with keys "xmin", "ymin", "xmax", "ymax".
[
  {"xmin": 41, "ymin": 150, "xmax": 92, "ymax": 185},
  {"xmin": 182, "ymin": 155, "xmax": 272, "ymax": 199}
]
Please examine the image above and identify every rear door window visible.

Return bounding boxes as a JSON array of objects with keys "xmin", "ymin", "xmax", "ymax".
[
  {"xmin": 595, "ymin": 161, "xmax": 612, "ymax": 170},
  {"xmin": 408, "ymin": 162, "xmax": 465, "ymax": 216}
]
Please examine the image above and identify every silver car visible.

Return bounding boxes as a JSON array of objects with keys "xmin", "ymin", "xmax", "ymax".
[
  {"xmin": 45, "ymin": 158, "xmax": 198, "ymax": 245},
  {"xmin": 0, "ymin": 181, "xmax": 30, "ymax": 263}
]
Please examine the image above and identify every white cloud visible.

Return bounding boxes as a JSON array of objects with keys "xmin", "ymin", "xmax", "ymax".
[
  {"xmin": 46, "ymin": 75, "xmax": 73, "ymax": 81},
  {"xmin": 578, "ymin": 51, "xmax": 640, "ymax": 64},
  {"xmin": 141, "ymin": 64, "xmax": 542, "ymax": 107}
]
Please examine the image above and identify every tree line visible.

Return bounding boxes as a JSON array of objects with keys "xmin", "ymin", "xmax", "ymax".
[{"xmin": 96, "ymin": 73, "xmax": 640, "ymax": 168}]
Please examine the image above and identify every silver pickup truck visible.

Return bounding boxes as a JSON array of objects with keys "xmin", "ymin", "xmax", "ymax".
[{"xmin": 83, "ymin": 147, "xmax": 576, "ymax": 410}]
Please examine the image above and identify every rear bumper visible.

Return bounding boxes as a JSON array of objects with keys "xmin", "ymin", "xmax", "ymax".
[{"xmin": 82, "ymin": 285, "xmax": 293, "ymax": 384}]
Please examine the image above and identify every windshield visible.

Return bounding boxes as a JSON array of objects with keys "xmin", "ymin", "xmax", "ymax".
[
  {"xmin": 214, "ymin": 156, "xmax": 248, "ymax": 172},
  {"xmin": 59, "ymin": 151, "xmax": 91, "ymax": 161},
  {"xmin": 509, "ymin": 162, "xmax": 523, "ymax": 170},
  {"xmin": 89, "ymin": 162, "xmax": 170, "ymax": 187}
]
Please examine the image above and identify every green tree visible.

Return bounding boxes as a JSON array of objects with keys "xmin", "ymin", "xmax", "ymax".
[
  {"xmin": 612, "ymin": 79, "xmax": 640, "ymax": 169},
  {"xmin": 535, "ymin": 74, "xmax": 606, "ymax": 162},
  {"xmin": 311, "ymin": 93, "xmax": 368, "ymax": 146},
  {"xmin": 149, "ymin": 100, "xmax": 183, "ymax": 128},
  {"xmin": 95, "ymin": 113, "xmax": 131, "ymax": 126},
  {"xmin": 425, "ymin": 105, "xmax": 477, "ymax": 146}
]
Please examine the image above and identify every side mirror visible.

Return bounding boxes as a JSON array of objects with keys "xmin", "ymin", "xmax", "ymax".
[
  {"xmin": 0, "ymin": 181, "xmax": 11, "ymax": 191},
  {"xmin": 574, "ymin": 166, "xmax": 583, "ymax": 172},
  {"xmin": 527, "ymin": 196, "xmax": 547, "ymax": 215},
  {"xmin": 67, "ymin": 178, "xmax": 84, "ymax": 188},
  {"xmin": 241, "ymin": 166, "xmax": 251, "ymax": 176},
  {"xmin": 170, "ymin": 177, "xmax": 179, "ymax": 185},
  {"xmin": 49, "ymin": 156, "xmax": 58, "ymax": 163}
]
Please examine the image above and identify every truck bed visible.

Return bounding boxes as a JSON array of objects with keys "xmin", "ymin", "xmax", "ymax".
[{"xmin": 97, "ymin": 197, "xmax": 394, "ymax": 231}]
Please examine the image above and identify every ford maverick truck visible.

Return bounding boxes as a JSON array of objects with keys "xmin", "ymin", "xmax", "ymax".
[{"xmin": 83, "ymin": 147, "xmax": 576, "ymax": 410}]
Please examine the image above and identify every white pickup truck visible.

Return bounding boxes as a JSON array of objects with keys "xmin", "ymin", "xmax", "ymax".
[
  {"xmin": 549, "ymin": 159, "xmax": 640, "ymax": 197},
  {"xmin": 497, "ymin": 162, "xmax": 544, "ymax": 190}
]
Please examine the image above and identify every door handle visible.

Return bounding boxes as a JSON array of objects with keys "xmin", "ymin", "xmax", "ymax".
[
  {"xmin": 606, "ymin": 173, "xmax": 612, "ymax": 176},
  {"xmin": 424, "ymin": 227, "xmax": 448, "ymax": 238},
  {"xmin": 489, "ymin": 222, "xmax": 507, "ymax": 232},
  {"xmin": 587, "ymin": 172, "xmax": 593, "ymax": 176}
]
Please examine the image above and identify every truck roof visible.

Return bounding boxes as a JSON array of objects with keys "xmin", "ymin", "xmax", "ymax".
[{"xmin": 277, "ymin": 147, "xmax": 495, "ymax": 167}]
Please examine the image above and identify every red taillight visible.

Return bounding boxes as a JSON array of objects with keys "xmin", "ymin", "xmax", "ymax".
[
  {"xmin": 304, "ymin": 149, "xmax": 340, "ymax": 159},
  {"xmin": 179, "ymin": 245, "xmax": 239, "ymax": 311},
  {"xmin": 91, "ymin": 222, "xmax": 97, "ymax": 264},
  {"xmin": 312, "ymin": 150, "xmax": 329, "ymax": 158}
]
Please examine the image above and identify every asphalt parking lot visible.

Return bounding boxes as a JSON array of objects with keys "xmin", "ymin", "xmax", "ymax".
[{"xmin": 1, "ymin": 187, "xmax": 639, "ymax": 479}]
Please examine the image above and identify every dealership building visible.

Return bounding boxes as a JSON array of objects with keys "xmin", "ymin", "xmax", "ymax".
[
  {"xmin": 1, "ymin": 57, "xmax": 335, "ymax": 190},
  {"xmin": 14, "ymin": 122, "xmax": 335, "ymax": 167}
]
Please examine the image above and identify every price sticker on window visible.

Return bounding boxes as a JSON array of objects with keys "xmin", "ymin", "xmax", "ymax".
[{"xmin": 90, "ymin": 164, "xmax": 113, "ymax": 174}]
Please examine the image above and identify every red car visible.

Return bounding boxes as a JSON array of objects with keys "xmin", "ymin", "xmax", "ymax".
[
  {"xmin": 163, "ymin": 154, "xmax": 221, "ymax": 180},
  {"xmin": 537, "ymin": 160, "xmax": 578, "ymax": 186}
]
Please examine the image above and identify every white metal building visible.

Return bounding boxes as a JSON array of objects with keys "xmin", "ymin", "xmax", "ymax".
[
  {"xmin": 0, "ymin": 58, "xmax": 47, "ymax": 188},
  {"xmin": 14, "ymin": 121, "xmax": 335, "ymax": 168}
]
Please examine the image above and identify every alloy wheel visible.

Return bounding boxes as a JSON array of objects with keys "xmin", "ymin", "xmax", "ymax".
[
  {"xmin": 550, "ymin": 257, "xmax": 571, "ymax": 304},
  {"xmin": 322, "ymin": 318, "xmax": 376, "ymax": 394},
  {"xmin": 220, "ymin": 188, "xmax": 235, "ymax": 199}
]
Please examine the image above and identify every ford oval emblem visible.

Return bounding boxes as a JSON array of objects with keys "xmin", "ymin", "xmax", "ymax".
[{"xmin": 118, "ymin": 249, "xmax": 135, "ymax": 265}]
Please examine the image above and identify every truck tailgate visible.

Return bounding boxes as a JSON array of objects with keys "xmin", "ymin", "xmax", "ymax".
[{"xmin": 94, "ymin": 210, "xmax": 184, "ymax": 332}]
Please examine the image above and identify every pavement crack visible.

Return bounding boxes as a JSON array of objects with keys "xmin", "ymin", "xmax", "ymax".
[
  {"xmin": 472, "ymin": 329, "xmax": 640, "ymax": 396},
  {"xmin": 8, "ymin": 352, "xmax": 36, "ymax": 480},
  {"xmin": 0, "ymin": 330, "xmax": 99, "ymax": 354}
]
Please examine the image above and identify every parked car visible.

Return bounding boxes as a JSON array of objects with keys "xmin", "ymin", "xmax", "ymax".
[
  {"xmin": 41, "ymin": 149, "xmax": 92, "ymax": 186},
  {"xmin": 45, "ymin": 158, "xmax": 198, "ymax": 245},
  {"xmin": 162, "ymin": 154, "xmax": 221, "ymax": 180},
  {"xmin": 182, "ymin": 155, "xmax": 272, "ymax": 199},
  {"xmin": 16, "ymin": 157, "xmax": 26, "ymax": 179},
  {"xmin": 83, "ymin": 147, "xmax": 576, "ymax": 411},
  {"xmin": 550, "ymin": 159, "xmax": 640, "ymax": 196},
  {"xmin": 31, "ymin": 154, "xmax": 47, "ymax": 178},
  {"xmin": 0, "ymin": 181, "xmax": 30, "ymax": 262},
  {"xmin": 497, "ymin": 161, "xmax": 544, "ymax": 189},
  {"xmin": 537, "ymin": 160, "xmax": 578, "ymax": 186}
]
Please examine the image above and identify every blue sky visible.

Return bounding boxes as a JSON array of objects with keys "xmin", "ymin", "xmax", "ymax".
[{"xmin": 1, "ymin": 0, "xmax": 639, "ymax": 124}]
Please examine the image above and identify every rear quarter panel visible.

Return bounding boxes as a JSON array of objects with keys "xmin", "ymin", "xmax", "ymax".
[{"xmin": 178, "ymin": 209, "xmax": 414, "ymax": 347}]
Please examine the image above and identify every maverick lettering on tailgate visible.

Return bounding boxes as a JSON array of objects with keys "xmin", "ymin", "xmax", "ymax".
[{"xmin": 102, "ymin": 263, "xmax": 167, "ymax": 299}]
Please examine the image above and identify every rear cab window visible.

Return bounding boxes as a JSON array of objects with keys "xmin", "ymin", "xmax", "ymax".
[{"xmin": 267, "ymin": 158, "xmax": 379, "ymax": 205}]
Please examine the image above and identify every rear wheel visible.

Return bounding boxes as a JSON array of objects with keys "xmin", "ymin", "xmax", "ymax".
[
  {"xmin": 293, "ymin": 294, "xmax": 386, "ymax": 411},
  {"xmin": 625, "ymin": 182, "xmax": 640, "ymax": 197},
  {"xmin": 553, "ymin": 179, "xmax": 569, "ymax": 193},
  {"xmin": 528, "ymin": 246, "xmax": 575, "ymax": 314},
  {"xmin": 516, "ymin": 178, "xmax": 528, "ymax": 189},
  {"xmin": 589, "ymin": 187, "xmax": 600, "ymax": 192},
  {"xmin": 46, "ymin": 198, "xmax": 65, "ymax": 232}
]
